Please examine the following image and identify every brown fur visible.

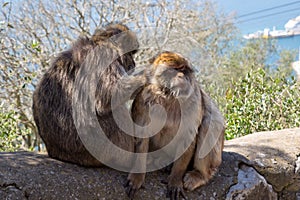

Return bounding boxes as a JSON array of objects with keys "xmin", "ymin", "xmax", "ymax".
[
  {"xmin": 32, "ymin": 23, "xmax": 144, "ymax": 167},
  {"xmin": 125, "ymin": 52, "xmax": 225, "ymax": 199}
]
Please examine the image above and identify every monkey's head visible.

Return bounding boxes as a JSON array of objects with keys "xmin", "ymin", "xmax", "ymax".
[
  {"xmin": 92, "ymin": 23, "xmax": 139, "ymax": 72},
  {"xmin": 150, "ymin": 51, "xmax": 195, "ymax": 99}
]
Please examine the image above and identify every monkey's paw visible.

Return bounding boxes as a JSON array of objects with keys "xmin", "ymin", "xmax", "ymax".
[
  {"xmin": 124, "ymin": 173, "xmax": 145, "ymax": 199},
  {"xmin": 183, "ymin": 171, "xmax": 206, "ymax": 191},
  {"xmin": 167, "ymin": 179, "xmax": 187, "ymax": 200}
]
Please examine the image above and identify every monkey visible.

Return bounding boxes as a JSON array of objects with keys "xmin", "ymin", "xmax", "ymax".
[
  {"xmin": 32, "ymin": 23, "xmax": 145, "ymax": 167},
  {"xmin": 125, "ymin": 51, "xmax": 225, "ymax": 199}
]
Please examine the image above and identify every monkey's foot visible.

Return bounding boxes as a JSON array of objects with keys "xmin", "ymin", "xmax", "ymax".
[
  {"xmin": 167, "ymin": 178, "xmax": 187, "ymax": 200},
  {"xmin": 183, "ymin": 171, "xmax": 206, "ymax": 191},
  {"xmin": 124, "ymin": 173, "xmax": 145, "ymax": 199}
]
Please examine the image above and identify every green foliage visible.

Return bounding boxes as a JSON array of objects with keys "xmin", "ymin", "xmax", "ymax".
[
  {"xmin": 273, "ymin": 49, "xmax": 296, "ymax": 77},
  {"xmin": 224, "ymin": 68, "xmax": 300, "ymax": 140},
  {"xmin": 0, "ymin": 108, "xmax": 30, "ymax": 151},
  {"xmin": 204, "ymin": 38, "xmax": 299, "ymax": 140}
]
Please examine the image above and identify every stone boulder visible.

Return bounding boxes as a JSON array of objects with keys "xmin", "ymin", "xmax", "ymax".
[
  {"xmin": 0, "ymin": 128, "xmax": 299, "ymax": 200},
  {"xmin": 225, "ymin": 128, "xmax": 300, "ymax": 200}
]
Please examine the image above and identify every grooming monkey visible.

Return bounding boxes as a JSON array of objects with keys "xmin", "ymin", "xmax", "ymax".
[
  {"xmin": 32, "ymin": 23, "xmax": 144, "ymax": 167},
  {"xmin": 125, "ymin": 51, "xmax": 225, "ymax": 199}
]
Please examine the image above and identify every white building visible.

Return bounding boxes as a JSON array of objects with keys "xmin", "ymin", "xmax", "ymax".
[{"xmin": 285, "ymin": 16, "xmax": 300, "ymax": 31}]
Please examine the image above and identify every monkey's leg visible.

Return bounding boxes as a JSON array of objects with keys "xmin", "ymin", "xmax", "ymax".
[
  {"xmin": 125, "ymin": 138, "xmax": 149, "ymax": 199},
  {"xmin": 183, "ymin": 90, "xmax": 225, "ymax": 191},
  {"xmin": 183, "ymin": 132, "xmax": 224, "ymax": 191},
  {"xmin": 183, "ymin": 157, "xmax": 214, "ymax": 191},
  {"xmin": 167, "ymin": 139, "xmax": 196, "ymax": 200}
]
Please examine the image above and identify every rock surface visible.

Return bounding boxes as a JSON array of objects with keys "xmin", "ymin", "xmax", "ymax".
[
  {"xmin": 225, "ymin": 128, "xmax": 300, "ymax": 200},
  {"xmin": 226, "ymin": 164, "xmax": 277, "ymax": 200},
  {"xmin": 0, "ymin": 128, "xmax": 299, "ymax": 200}
]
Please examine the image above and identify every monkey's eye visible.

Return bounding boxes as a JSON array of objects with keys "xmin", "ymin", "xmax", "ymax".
[
  {"xmin": 183, "ymin": 67, "xmax": 194, "ymax": 74},
  {"xmin": 131, "ymin": 50, "xmax": 138, "ymax": 55},
  {"xmin": 176, "ymin": 65, "xmax": 193, "ymax": 74}
]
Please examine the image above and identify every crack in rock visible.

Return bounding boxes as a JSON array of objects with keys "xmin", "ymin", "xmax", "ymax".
[
  {"xmin": 0, "ymin": 182, "xmax": 29, "ymax": 199},
  {"xmin": 295, "ymin": 156, "xmax": 300, "ymax": 174},
  {"xmin": 1, "ymin": 182, "xmax": 22, "ymax": 190},
  {"xmin": 225, "ymin": 164, "xmax": 277, "ymax": 200}
]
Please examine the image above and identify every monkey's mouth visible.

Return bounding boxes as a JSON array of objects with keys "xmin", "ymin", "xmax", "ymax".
[
  {"xmin": 170, "ymin": 88, "xmax": 181, "ymax": 97},
  {"xmin": 172, "ymin": 85, "xmax": 194, "ymax": 99},
  {"xmin": 160, "ymin": 87, "xmax": 176, "ymax": 98},
  {"xmin": 164, "ymin": 87, "xmax": 190, "ymax": 99},
  {"xmin": 159, "ymin": 85, "xmax": 192, "ymax": 99}
]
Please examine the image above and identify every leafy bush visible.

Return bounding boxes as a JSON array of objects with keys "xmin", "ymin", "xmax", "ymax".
[
  {"xmin": 224, "ymin": 68, "xmax": 300, "ymax": 140},
  {"xmin": 0, "ymin": 108, "xmax": 30, "ymax": 151}
]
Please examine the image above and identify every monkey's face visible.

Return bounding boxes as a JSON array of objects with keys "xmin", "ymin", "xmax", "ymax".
[
  {"xmin": 151, "ymin": 64, "xmax": 194, "ymax": 99},
  {"xmin": 122, "ymin": 52, "xmax": 136, "ymax": 73},
  {"xmin": 114, "ymin": 30, "xmax": 138, "ymax": 73},
  {"xmin": 150, "ymin": 52, "xmax": 195, "ymax": 99},
  {"xmin": 92, "ymin": 23, "xmax": 138, "ymax": 73}
]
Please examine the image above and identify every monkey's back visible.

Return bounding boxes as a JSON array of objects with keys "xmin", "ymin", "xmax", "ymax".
[
  {"xmin": 32, "ymin": 39, "xmax": 134, "ymax": 167},
  {"xmin": 32, "ymin": 48, "xmax": 103, "ymax": 166}
]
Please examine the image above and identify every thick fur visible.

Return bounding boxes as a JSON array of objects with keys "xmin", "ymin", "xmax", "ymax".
[
  {"xmin": 125, "ymin": 52, "xmax": 225, "ymax": 199},
  {"xmin": 33, "ymin": 23, "xmax": 143, "ymax": 167}
]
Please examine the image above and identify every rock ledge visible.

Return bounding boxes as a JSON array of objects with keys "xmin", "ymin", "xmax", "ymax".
[{"xmin": 1, "ymin": 128, "xmax": 299, "ymax": 200}]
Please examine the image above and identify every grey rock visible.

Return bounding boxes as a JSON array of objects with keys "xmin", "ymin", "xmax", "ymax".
[
  {"xmin": 226, "ymin": 128, "xmax": 300, "ymax": 200},
  {"xmin": 226, "ymin": 164, "xmax": 277, "ymax": 200},
  {"xmin": 0, "ymin": 128, "xmax": 299, "ymax": 200}
]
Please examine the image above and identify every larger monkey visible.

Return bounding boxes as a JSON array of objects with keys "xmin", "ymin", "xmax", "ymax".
[
  {"xmin": 33, "ymin": 23, "xmax": 144, "ymax": 167},
  {"xmin": 125, "ymin": 52, "xmax": 225, "ymax": 199}
]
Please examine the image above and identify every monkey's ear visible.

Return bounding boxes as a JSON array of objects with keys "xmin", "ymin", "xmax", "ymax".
[{"xmin": 91, "ymin": 28, "xmax": 108, "ymax": 43}]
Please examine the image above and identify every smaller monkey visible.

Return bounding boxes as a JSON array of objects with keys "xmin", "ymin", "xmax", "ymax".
[{"xmin": 125, "ymin": 52, "xmax": 225, "ymax": 199}]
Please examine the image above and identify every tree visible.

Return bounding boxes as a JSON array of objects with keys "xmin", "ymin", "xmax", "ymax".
[
  {"xmin": 0, "ymin": 0, "xmax": 236, "ymax": 150},
  {"xmin": 275, "ymin": 49, "xmax": 296, "ymax": 78},
  {"xmin": 220, "ymin": 39, "xmax": 277, "ymax": 87}
]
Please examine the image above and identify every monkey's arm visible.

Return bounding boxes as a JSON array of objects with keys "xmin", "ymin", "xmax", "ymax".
[
  {"xmin": 184, "ymin": 89, "xmax": 225, "ymax": 191},
  {"xmin": 111, "ymin": 65, "xmax": 150, "ymax": 110},
  {"xmin": 125, "ymin": 137, "xmax": 149, "ymax": 199},
  {"xmin": 111, "ymin": 73, "xmax": 146, "ymax": 109},
  {"xmin": 196, "ymin": 89, "xmax": 225, "ymax": 162},
  {"xmin": 167, "ymin": 139, "xmax": 196, "ymax": 200},
  {"xmin": 80, "ymin": 43, "xmax": 146, "ymax": 115},
  {"xmin": 125, "ymin": 95, "xmax": 150, "ymax": 199}
]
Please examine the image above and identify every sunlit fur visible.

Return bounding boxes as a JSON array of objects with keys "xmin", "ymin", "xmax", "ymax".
[
  {"xmin": 150, "ymin": 52, "xmax": 194, "ymax": 99},
  {"xmin": 33, "ymin": 23, "xmax": 143, "ymax": 167},
  {"xmin": 126, "ymin": 51, "xmax": 225, "ymax": 200}
]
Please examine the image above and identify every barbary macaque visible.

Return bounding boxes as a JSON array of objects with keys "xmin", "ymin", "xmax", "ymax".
[
  {"xmin": 125, "ymin": 51, "xmax": 225, "ymax": 199},
  {"xmin": 33, "ymin": 23, "xmax": 144, "ymax": 167}
]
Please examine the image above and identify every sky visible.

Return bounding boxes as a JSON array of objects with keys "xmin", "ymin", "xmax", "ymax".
[{"xmin": 215, "ymin": 0, "xmax": 300, "ymax": 35}]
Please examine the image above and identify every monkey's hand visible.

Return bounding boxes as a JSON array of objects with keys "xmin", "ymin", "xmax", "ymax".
[
  {"xmin": 131, "ymin": 65, "xmax": 149, "ymax": 85},
  {"xmin": 124, "ymin": 173, "xmax": 145, "ymax": 199},
  {"xmin": 167, "ymin": 177, "xmax": 187, "ymax": 200}
]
